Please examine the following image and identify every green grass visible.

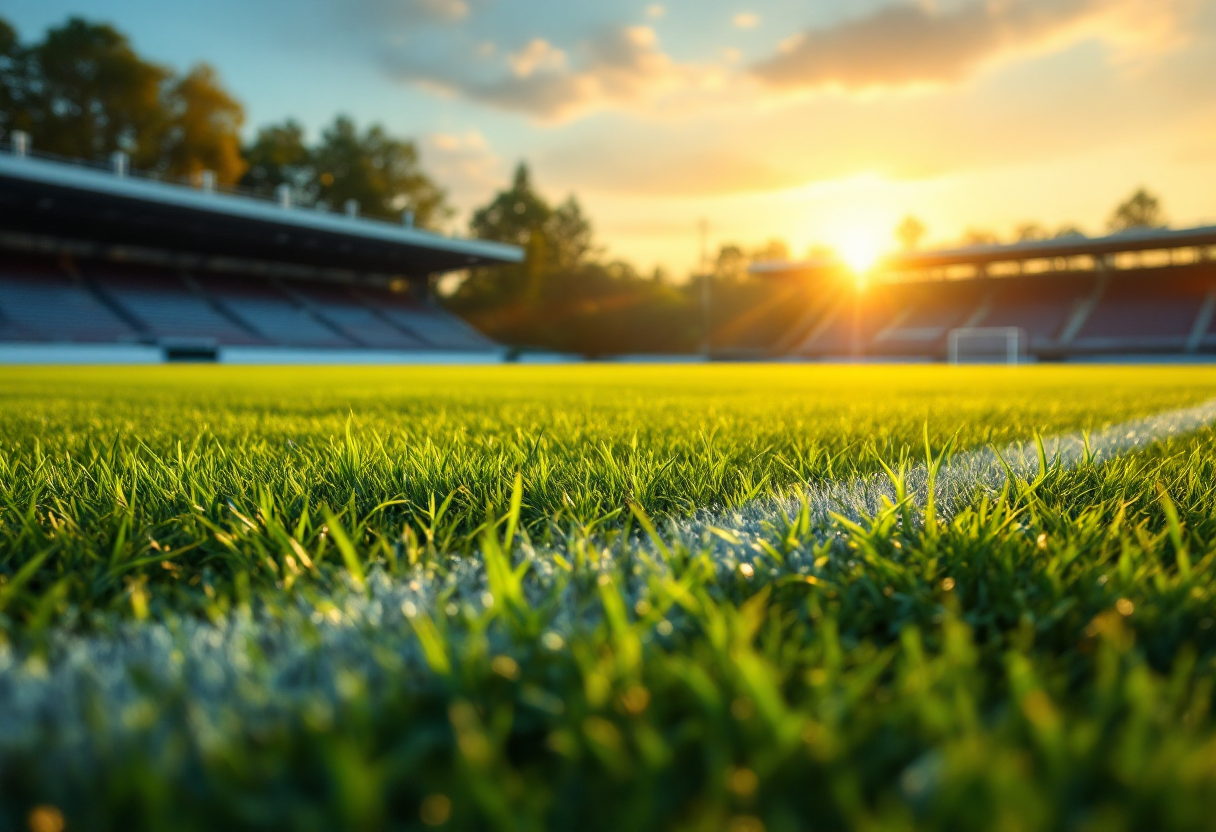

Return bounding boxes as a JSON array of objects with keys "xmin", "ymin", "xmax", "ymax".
[{"xmin": 2, "ymin": 364, "xmax": 1216, "ymax": 831}]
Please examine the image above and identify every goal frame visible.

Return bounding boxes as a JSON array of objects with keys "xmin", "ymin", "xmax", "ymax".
[{"xmin": 947, "ymin": 326, "xmax": 1026, "ymax": 365}]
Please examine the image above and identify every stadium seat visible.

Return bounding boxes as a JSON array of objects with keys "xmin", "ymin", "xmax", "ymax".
[
  {"xmin": 288, "ymin": 284, "xmax": 430, "ymax": 350},
  {"xmin": 0, "ymin": 256, "xmax": 138, "ymax": 343},
  {"xmin": 354, "ymin": 287, "xmax": 496, "ymax": 350},
  {"xmin": 871, "ymin": 283, "xmax": 989, "ymax": 355},
  {"xmin": 86, "ymin": 263, "xmax": 264, "ymax": 345},
  {"xmin": 794, "ymin": 291, "xmax": 899, "ymax": 356},
  {"xmin": 1074, "ymin": 268, "xmax": 1209, "ymax": 349},
  {"xmin": 972, "ymin": 273, "xmax": 1093, "ymax": 346},
  {"xmin": 196, "ymin": 275, "xmax": 355, "ymax": 348}
]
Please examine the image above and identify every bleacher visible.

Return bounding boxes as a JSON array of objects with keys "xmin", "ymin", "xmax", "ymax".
[
  {"xmin": 290, "ymin": 283, "xmax": 428, "ymax": 350},
  {"xmin": 85, "ymin": 262, "xmax": 264, "ymax": 345},
  {"xmin": 0, "ymin": 255, "xmax": 136, "ymax": 343},
  {"xmin": 1071, "ymin": 266, "xmax": 1213, "ymax": 352},
  {"xmin": 0, "ymin": 252, "xmax": 505, "ymax": 356},
  {"xmin": 353, "ymin": 286, "xmax": 497, "ymax": 351},
  {"xmin": 744, "ymin": 227, "xmax": 1216, "ymax": 361},
  {"xmin": 192, "ymin": 274, "xmax": 351, "ymax": 349},
  {"xmin": 0, "ymin": 143, "xmax": 522, "ymax": 361},
  {"xmin": 970, "ymin": 273, "xmax": 1092, "ymax": 347}
]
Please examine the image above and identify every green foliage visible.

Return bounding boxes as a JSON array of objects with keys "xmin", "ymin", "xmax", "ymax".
[
  {"xmin": 0, "ymin": 16, "xmax": 449, "ymax": 210},
  {"xmin": 453, "ymin": 164, "xmax": 707, "ymax": 355},
  {"xmin": 312, "ymin": 116, "xmax": 450, "ymax": 225},
  {"xmin": 158, "ymin": 63, "xmax": 246, "ymax": 185},
  {"xmin": 0, "ymin": 16, "xmax": 247, "ymax": 183},
  {"xmin": 1109, "ymin": 187, "xmax": 1165, "ymax": 232},
  {"xmin": 239, "ymin": 119, "xmax": 313, "ymax": 198},
  {"xmin": 236, "ymin": 115, "xmax": 452, "ymax": 228},
  {"xmin": 457, "ymin": 163, "xmax": 596, "ymax": 321},
  {"xmin": 2, "ymin": 17, "xmax": 169, "ymax": 164},
  {"xmin": 1, "ymin": 366, "xmax": 1216, "ymax": 829}
]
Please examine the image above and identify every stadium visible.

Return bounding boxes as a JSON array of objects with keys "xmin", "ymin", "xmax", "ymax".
[
  {"xmin": 0, "ymin": 137, "xmax": 520, "ymax": 363},
  {"xmin": 724, "ymin": 225, "xmax": 1216, "ymax": 362},
  {"xmin": 5, "ymin": 7, "xmax": 1216, "ymax": 832},
  {"xmin": 5, "ymin": 137, "xmax": 1216, "ymax": 369}
]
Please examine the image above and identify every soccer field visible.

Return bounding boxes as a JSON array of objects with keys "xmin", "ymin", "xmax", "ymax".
[{"xmin": 4, "ymin": 365, "xmax": 1216, "ymax": 830}]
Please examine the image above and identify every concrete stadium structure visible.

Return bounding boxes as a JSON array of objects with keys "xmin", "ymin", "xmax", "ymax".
[
  {"xmin": 747, "ymin": 225, "xmax": 1216, "ymax": 362},
  {"xmin": 0, "ymin": 138, "xmax": 522, "ymax": 363}
]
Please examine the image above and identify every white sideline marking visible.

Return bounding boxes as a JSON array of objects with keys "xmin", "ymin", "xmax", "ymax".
[
  {"xmin": 663, "ymin": 396, "xmax": 1216, "ymax": 557},
  {"xmin": 1, "ymin": 399, "xmax": 1215, "ymax": 758}
]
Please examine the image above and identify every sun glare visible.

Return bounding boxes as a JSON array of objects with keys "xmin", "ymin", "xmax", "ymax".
[{"xmin": 836, "ymin": 229, "xmax": 884, "ymax": 275}]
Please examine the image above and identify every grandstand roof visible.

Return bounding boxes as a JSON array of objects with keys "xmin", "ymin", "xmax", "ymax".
[
  {"xmin": 0, "ymin": 152, "xmax": 523, "ymax": 275},
  {"xmin": 750, "ymin": 223, "xmax": 1216, "ymax": 276}
]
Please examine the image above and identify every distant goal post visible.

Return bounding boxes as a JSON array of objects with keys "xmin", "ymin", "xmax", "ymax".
[{"xmin": 947, "ymin": 326, "xmax": 1027, "ymax": 365}]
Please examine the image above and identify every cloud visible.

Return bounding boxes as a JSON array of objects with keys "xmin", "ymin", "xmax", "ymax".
[
  {"xmin": 752, "ymin": 0, "xmax": 1189, "ymax": 92},
  {"xmin": 412, "ymin": 0, "xmax": 470, "ymax": 20},
  {"xmin": 395, "ymin": 25, "xmax": 702, "ymax": 120},
  {"xmin": 733, "ymin": 13, "xmax": 760, "ymax": 29},
  {"xmin": 355, "ymin": 0, "xmax": 472, "ymax": 25},
  {"xmin": 424, "ymin": 130, "xmax": 503, "ymax": 211},
  {"xmin": 508, "ymin": 39, "xmax": 568, "ymax": 77}
]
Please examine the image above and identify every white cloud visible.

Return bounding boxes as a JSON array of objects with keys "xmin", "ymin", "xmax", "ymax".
[
  {"xmin": 393, "ymin": 25, "xmax": 705, "ymax": 121},
  {"xmin": 508, "ymin": 39, "xmax": 568, "ymax": 77},
  {"xmin": 424, "ymin": 130, "xmax": 502, "ymax": 212},
  {"xmin": 752, "ymin": 0, "xmax": 1192, "ymax": 92},
  {"xmin": 415, "ymin": 0, "xmax": 469, "ymax": 20}
]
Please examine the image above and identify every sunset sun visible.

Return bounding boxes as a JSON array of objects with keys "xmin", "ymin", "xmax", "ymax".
[{"xmin": 836, "ymin": 227, "xmax": 886, "ymax": 274}]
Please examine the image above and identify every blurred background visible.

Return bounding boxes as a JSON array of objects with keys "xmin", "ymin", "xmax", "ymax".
[{"xmin": 0, "ymin": 1, "xmax": 1214, "ymax": 358}]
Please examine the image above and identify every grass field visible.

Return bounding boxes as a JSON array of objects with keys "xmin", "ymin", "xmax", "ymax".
[{"xmin": 3, "ymin": 365, "xmax": 1216, "ymax": 831}]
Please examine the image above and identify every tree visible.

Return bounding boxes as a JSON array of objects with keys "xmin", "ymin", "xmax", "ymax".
[
  {"xmin": 1108, "ymin": 187, "xmax": 1164, "ymax": 232},
  {"xmin": 548, "ymin": 196, "xmax": 595, "ymax": 271},
  {"xmin": 465, "ymin": 162, "xmax": 596, "ymax": 302},
  {"xmin": 961, "ymin": 228, "xmax": 998, "ymax": 246},
  {"xmin": 312, "ymin": 116, "xmax": 450, "ymax": 226},
  {"xmin": 160, "ymin": 64, "xmax": 246, "ymax": 184},
  {"xmin": 465, "ymin": 163, "xmax": 552, "ymax": 305},
  {"xmin": 712, "ymin": 244, "xmax": 749, "ymax": 283},
  {"xmin": 0, "ymin": 19, "xmax": 23, "ymax": 140},
  {"xmin": 0, "ymin": 16, "xmax": 248, "ymax": 184},
  {"xmin": 240, "ymin": 120, "xmax": 313, "ymax": 199},
  {"xmin": 1054, "ymin": 224, "xmax": 1086, "ymax": 239},
  {"xmin": 895, "ymin": 215, "xmax": 926, "ymax": 251},
  {"xmin": 1015, "ymin": 222, "xmax": 1047, "ymax": 242},
  {"xmin": 470, "ymin": 163, "xmax": 554, "ymax": 248},
  {"xmin": 16, "ymin": 17, "xmax": 169, "ymax": 165},
  {"xmin": 751, "ymin": 239, "xmax": 790, "ymax": 262}
]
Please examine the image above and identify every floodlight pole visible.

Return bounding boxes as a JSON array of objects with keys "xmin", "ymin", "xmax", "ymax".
[{"xmin": 699, "ymin": 218, "xmax": 711, "ymax": 359}]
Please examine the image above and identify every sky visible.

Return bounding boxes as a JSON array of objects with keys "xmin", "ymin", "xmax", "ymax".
[{"xmin": 6, "ymin": 0, "xmax": 1216, "ymax": 275}]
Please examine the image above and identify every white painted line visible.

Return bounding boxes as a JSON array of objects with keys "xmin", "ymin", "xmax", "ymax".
[{"xmin": 667, "ymin": 396, "xmax": 1216, "ymax": 558}]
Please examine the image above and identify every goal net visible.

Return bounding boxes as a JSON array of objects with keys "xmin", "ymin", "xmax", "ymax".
[{"xmin": 947, "ymin": 327, "xmax": 1026, "ymax": 365}]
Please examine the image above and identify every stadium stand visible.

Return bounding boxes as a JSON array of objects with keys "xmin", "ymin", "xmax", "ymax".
[
  {"xmin": 0, "ymin": 137, "xmax": 521, "ymax": 361},
  {"xmin": 352, "ymin": 286, "xmax": 495, "ymax": 351},
  {"xmin": 0, "ymin": 254, "xmax": 137, "ymax": 343},
  {"xmin": 286, "ymin": 283, "xmax": 428, "ymax": 351},
  {"xmin": 84, "ymin": 262, "xmax": 265, "ymax": 346},
  {"xmin": 746, "ymin": 227, "xmax": 1216, "ymax": 361},
  {"xmin": 969, "ymin": 273, "xmax": 1091, "ymax": 348},
  {"xmin": 192, "ymin": 274, "xmax": 352, "ymax": 349}
]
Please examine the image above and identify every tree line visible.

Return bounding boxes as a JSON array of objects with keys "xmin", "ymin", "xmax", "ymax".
[{"xmin": 894, "ymin": 188, "xmax": 1167, "ymax": 251}]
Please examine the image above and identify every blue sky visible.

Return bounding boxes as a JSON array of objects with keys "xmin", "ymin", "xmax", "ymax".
[{"xmin": 7, "ymin": 0, "xmax": 1216, "ymax": 272}]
